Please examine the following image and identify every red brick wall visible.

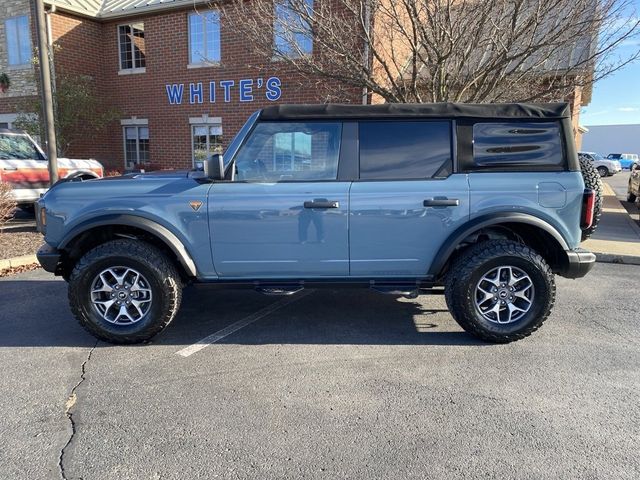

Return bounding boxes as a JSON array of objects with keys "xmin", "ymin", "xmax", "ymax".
[{"xmin": 51, "ymin": 7, "xmax": 360, "ymax": 171}]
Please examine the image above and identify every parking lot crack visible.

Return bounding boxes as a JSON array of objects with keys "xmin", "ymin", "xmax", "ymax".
[{"xmin": 57, "ymin": 341, "xmax": 98, "ymax": 480}]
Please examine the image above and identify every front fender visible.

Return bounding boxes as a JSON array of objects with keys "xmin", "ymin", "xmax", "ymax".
[{"xmin": 58, "ymin": 214, "xmax": 197, "ymax": 277}]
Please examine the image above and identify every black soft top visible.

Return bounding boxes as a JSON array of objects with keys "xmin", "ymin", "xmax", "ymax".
[{"xmin": 259, "ymin": 102, "xmax": 570, "ymax": 121}]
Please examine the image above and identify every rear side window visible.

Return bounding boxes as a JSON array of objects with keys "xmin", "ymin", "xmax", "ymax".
[
  {"xmin": 359, "ymin": 121, "xmax": 452, "ymax": 180},
  {"xmin": 472, "ymin": 122, "xmax": 563, "ymax": 169}
]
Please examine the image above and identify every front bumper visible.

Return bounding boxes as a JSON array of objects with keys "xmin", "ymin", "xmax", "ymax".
[
  {"xmin": 561, "ymin": 248, "xmax": 596, "ymax": 279},
  {"xmin": 36, "ymin": 243, "xmax": 61, "ymax": 273}
]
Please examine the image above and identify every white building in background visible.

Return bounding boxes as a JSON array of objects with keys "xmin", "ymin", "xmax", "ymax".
[{"xmin": 581, "ymin": 124, "xmax": 640, "ymax": 155}]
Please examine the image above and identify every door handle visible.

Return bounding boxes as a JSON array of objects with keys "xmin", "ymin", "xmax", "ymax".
[
  {"xmin": 423, "ymin": 198, "xmax": 460, "ymax": 207},
  {"xmin": 304, "ymin": 200, "xmax": 339, "ymax": 209},
  {"xmin": 2, "ymin": 167, "xmax": 17, "ymax": 171}
]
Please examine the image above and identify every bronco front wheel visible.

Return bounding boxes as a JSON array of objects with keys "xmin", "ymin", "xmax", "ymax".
[
  {"xmin": 68, "ymin": 239, "xmax": 182, "ymax": 344},
  {"xmin": 445, "ymin": 240, "xmax": 555, "ymax": 343}
]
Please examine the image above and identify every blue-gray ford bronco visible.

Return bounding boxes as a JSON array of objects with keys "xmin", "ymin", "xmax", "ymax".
[{"xmin": 36, "ymin": 103, "xmax": 601, "ymax": 344}]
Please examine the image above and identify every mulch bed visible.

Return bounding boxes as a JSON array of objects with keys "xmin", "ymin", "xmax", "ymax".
[
  {"xmin": 0, "ymin": 263, "xmax": 41, "ymax": 278},
  {"xmin": 0, "ymin": 230, "xmax": 44, "ymax": 260}
]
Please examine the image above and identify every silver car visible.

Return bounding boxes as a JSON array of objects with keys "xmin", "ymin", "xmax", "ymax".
[{"xmin": 579, "ymin": 151, "xmax": 622, "ymax": 177}]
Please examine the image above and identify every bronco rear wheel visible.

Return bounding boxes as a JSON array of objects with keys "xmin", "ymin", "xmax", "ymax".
[
  {"xmin": 68, "ymin": 239, "xmax": 182, "ymax": 344},
  {"xmin": 445, "ymin": 240, "xmax": 555, "ymax": 343}
]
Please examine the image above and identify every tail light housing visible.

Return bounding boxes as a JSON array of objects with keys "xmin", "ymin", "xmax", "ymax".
[{"xmin": 581, "ymin": 188, "xmax": 595, "ymax": 229}]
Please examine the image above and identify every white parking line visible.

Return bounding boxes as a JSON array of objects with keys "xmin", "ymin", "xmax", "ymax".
[{"xmin": 175, "ymin": 290, "xmax": 313, "ymax": 357}]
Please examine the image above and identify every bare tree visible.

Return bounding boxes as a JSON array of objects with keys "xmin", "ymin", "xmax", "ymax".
[{"xmin": 221, "ymin": 0, "xmax": 640, "ymax": 103}]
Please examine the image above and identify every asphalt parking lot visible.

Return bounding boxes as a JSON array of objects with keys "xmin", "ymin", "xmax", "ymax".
[{"xmin": 1, "ymin": 263, "xmax": 639, "ymax": 479}]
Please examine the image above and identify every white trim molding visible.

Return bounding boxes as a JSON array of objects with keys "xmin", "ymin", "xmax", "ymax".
[
  {"xmin": 189, "ymin": 115, "xmax": 222, "ymax": 125},
  {"xmin": 120, "ymin": 117, "xmax": 148, "ymax": 126}
]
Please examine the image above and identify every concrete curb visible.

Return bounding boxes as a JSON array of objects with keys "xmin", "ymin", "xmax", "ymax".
[
  {"xmin": 595, "ymin": 252, "xmax": 640, "ymax": 266},
  {"xmin": 0, "ymin": 254, "xmax": 38, "ymax": 271}
]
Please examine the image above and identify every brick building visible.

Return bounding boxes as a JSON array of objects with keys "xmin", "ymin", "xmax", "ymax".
[{"xmin": 0, "ymin": 0, "xmax": 590, "ymax": 171}]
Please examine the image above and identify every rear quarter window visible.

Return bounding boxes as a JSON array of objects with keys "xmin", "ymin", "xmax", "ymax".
[{"xmin": 472, "ymin": 122, "xmax": 564, "ymax": 170}]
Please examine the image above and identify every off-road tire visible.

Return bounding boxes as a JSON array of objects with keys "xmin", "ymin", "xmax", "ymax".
[
  {"xmin": 445, "ymin": 240, "xmax": 555, "ymax": 343},
  {"xmin": 68, "ymin": 239, "xmax": 182, "ymax": 344},
  {"xmin": 579, "ymin": 156, "xmax": 603, "ymax": 241},
  {"xmin": 627, "ymin": 189, "xmax": 637, "ymax": 203}
]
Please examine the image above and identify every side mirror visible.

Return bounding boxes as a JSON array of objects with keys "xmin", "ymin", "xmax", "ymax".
[{"xmin": 204, "ymin": 154, "xmax": 225, "ymax": 180}]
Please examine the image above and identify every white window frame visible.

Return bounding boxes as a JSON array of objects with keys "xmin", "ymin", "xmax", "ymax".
[
  {"xmin": 187, "ymin": 11, "xmax": 221, "ymax": 68},
  {"xmin": 5, "ymin": 15, "xmax": 32, "ymax": 69},
  {"xmin": 117, "ymin": 23, "xmax": 146, "ymax": 75},
  {"xmin": 189, "ymin": 116, "xmax": 223, "ymax": 167},
  {"xmin": 121, "ymin": 118, "xmax": 149, "ymax": 169}
]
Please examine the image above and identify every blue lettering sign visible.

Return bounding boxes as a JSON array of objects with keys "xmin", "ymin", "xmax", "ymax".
[
  {"xmin": 219, "ymin": 80, "xmax": 235, "ymax": 103},
  {"xmin": 166, "ymin": 77, "xmax": 282, "ymax": 104},
  {"xmin": 189, "ymin": 82, "xmax": 203, "ymax": 104},
  {"xmin": 166, "ymin": 84, "xmax": 184, "ymax": 105},
  {"xmin": 239, "ymin": 79, "xmax": 254, "ymax": 102},
  {"xmin": 266, "ymin": 77, "xmax": 282, "ymax": 101}
]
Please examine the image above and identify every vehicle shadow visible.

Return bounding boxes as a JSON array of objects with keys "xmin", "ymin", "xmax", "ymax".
[{"xmin": 0, "ymin": 280, "xmax": 486, "ymax": 347}]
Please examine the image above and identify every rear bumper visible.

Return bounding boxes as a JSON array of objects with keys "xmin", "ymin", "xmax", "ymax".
[
  {"xmin": 561, "ymin": 248, "xmax": 596, "ymax": 279},
  {"xmin": 36, "ymin": 243, "xmax": 61, "ymax": 273}
]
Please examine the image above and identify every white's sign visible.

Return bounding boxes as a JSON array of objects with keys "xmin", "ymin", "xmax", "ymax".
[{"xmin": 166, "ymin": 77, "xmax": 282, "ymax": 105}]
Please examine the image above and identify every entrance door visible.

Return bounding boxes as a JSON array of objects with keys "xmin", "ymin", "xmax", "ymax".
[{"xmin": 209, "ymin": 121, "xmax": 350, "ymax": 278}]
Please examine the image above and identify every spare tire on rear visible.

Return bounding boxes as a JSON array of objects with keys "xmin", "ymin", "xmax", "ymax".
[{"xmin": 579, "ymin": 156, "xmax": 603, "ymax": 241}]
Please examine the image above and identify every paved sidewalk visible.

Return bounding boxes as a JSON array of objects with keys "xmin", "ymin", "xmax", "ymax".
[{"xmin": 582, "ymin": 182, "xmax": 640, "ymax": 264}]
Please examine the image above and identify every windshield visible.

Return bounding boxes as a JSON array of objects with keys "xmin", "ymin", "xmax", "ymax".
[
  {"xmin": 590, "ymin": 153, "xmax": 605, "ymax": 160},
  {"xmin": 0, "ymin": 134, "xmax": 43, "ymax": 160}
]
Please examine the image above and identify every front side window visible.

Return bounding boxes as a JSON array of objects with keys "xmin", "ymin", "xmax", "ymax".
[
  {"xmin": 5, "ymin": 16, "xmax": 31, "ymax": 67},
  {"xmin": 234, "ymin": 122, "xmax": 341, "ymax": 182},
  {"xmin": 0, "ymin": 134, "xmax": 42, "ymax": 160},
  {"xmin": 192, "ymin": 124, "xmax": 223, "ymax": 165},
  {"xmin": 124, "ymin": 126, "xmax": 149, "ymax": 169},
  {"xmin": 118, "ymin": 23, "xmax": 145, "ymax": 71},
  {"xmin": 359, "ymin": 121, "xmax": 452, "ymax": 180},
  {"xmin": 472, "ymin": 122, "xmax": 563, "ymax": 169},
  {"xmin": 274, "ymin": 0, "xmax": 313, "ymax": 57},
  {"xmin": 189, "ymin": 12, "xmax": 221, "ymax": 64}
]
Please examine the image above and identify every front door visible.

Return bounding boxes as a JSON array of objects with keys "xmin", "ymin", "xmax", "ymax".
[
  {"xmin": 349, "ymin": 120, "xmax": 470, "ymax": 277},
  {"xmin": 209, "ymin": 121, "xmax": 350, "ymax": 278}
]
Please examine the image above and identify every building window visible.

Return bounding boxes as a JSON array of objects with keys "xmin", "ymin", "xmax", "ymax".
[
  {"xmin": 192, "ymin": 124, "xmax": 223, "ymax": 165},
  {"xmin": 118, "ymin": 23, "xmax": 146, "ymax": 72},
  {"xmin": 123, "ymin": 125, "xmax": 149, "ymax": 169},
  {"xmin": 188, "ymin": 11, "xmax": 221, "ymax": 65},
  {"xmin": 274, "ymin": 0, "xmax": 313, "ymax": 58},
  {"xmin": 5, "ymin": 16, "xmax": 32, "ymax": 67}
]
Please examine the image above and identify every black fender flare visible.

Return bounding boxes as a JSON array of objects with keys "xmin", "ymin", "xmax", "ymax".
[
  {"xmin": 427, "ymin": 212, "xmax": 570, "ymax": 277},
  {"xmin": 59, "ymin": 214, "xmax": 198, "ymax": 277}
]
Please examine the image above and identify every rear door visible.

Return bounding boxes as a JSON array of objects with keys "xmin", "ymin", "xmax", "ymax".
[{"xmin": 349, "ymin": 120, "xmax": 470, "ymax": 277}]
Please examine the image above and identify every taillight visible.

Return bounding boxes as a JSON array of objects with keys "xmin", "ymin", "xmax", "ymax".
[{"xmin": 581, "ymin": 188, "xmax": 595, "ymax": 229}]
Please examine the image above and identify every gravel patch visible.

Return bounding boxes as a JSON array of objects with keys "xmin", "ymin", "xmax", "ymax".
[{"xmin": 0, "ymin": 231, "xmax": 43, "ymax": 260}]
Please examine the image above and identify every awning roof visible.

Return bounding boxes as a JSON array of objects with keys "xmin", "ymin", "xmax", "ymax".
[{"xmin": 46, "ymin": 0, "xmax": 205, "ymax": 19}]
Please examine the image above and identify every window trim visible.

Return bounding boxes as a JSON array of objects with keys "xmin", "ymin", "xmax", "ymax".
[
  {"xmin": 187, "ymin": 11, "xmax": 221, "ymax": 67},
  {"xmin": 5, "ymin": 15, "xmax": 32, "ymax": 70},
  {"xmin": 117, "ymin": 22, "xmax": 146, "ymax": 73},
  {"xmin": 121, "ymin": 121, "xmax": 149, "ymax": 170},
  {"xmin": 355, "ymin": 119, "xmax": 455, "ymax": 182}
]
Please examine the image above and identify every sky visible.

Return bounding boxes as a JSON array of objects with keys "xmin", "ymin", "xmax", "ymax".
[{"xmin": 580, "ymin": 1, "xmax": 640, "ymax": 126}]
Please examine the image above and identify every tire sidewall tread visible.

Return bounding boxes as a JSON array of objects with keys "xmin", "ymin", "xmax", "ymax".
[{"xmin": 68, "ymin": 239, "xmax": 182, "ymax": 344}]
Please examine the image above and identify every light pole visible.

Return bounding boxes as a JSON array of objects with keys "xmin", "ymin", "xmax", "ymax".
[{"xmin": 34, "ymin": 0, "xmax": 58, "ymax": 185}]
